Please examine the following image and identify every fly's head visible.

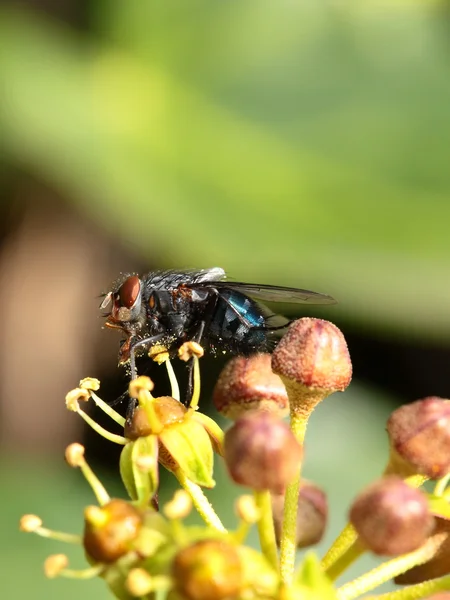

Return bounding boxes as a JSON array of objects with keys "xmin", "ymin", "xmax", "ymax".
[{"xmin": 100, "ymin": 275, "xmax": 146, "ymax": 339}]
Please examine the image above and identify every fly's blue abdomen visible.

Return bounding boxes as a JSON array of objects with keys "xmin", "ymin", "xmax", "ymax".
[
  {"xmin": 225, "ymin": 291, "xmax": 265, "ymax": 328},
  {"xmin": 208, "ymin": 290, "xmax": 269, "ymax": 354}
]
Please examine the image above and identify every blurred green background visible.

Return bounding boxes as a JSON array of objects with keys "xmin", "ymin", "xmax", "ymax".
[{"xmin": 1, "ymin": 1, "xmax": 450, "ymax": 597}]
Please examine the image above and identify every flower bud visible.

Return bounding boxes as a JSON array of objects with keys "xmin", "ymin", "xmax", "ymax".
[
  {"xmin": 349, "ymin": 476, "xmax": 433, "ymax": 556},
  {"xmin": 271, "ymin": 318, "xmax": 352, "ymax": 414},
  {"xmin": 83, "ymin": 499, "xmax": 143, "ymax": 563},
  {"xmin": 271, "ymin": 480, "xmax": 327, "ymax": 548},
  {"xmin": 172, "ymin": 539, "xmax": 242, "ymax": 600},
  {"xmin": 224, "ymin": 411, "xmax": 303, "ymax": 494},
  {"xmin": 124, "ymin": 396, "xmax": 186, "ymax": 440},
  {"xmin": 395, "ymin": 517, "xmax": 450, "ymax": 584},
  {"xmin": 213, "ymin": 353, "xmax": 289, "ymax": 420},
  {"xmin": 386, "ymin": 397, "xmax": 450, "ymax": 479}
]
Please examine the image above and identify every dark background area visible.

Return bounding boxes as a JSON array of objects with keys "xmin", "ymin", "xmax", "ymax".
[{"xmin": 1, "ymin": 1, "xmax": 450, "ymax": 598}]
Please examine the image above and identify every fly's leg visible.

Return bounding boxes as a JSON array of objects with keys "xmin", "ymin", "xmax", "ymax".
[
  {"xmin": 125, "ymin": 333, "xmax": 166, "ymax": 421},
  {"xmin": 128, "ymin": 332, "xmax": 167, "ymax": 376}
]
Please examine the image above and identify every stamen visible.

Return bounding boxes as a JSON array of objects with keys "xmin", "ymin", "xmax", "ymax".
[
  {"xmin": 84, "ymin": 505, "xmax": 108, "ymax": 527},
  {"xmin": 189, "ymin": 356, "xmax": 201, "ymax": 411},
  {"xmin": 65, "ymin": 388, "xmax": 90, "ymax": 411},
  {"xmin": 79, "ymin": 378, "xmax": 101, "ymax": 392},
  {"xmin": 59, "ymin": 565, "xmax": 105, "ymax": 579},
  {"xmin": 49, "ymin": 559, "xmax": 105, "ymax": 580},
  {"xmin": 126, "ymin": 569, "xmax": 171, "ymax": 597},
  {"xmin": 44, "ymin": 555, "xmax": 105, "ymax": 580},
  {"xmin": 153, "ymin": 350, "xmax": 170, "ymax": 364},
  {"xmin": 233, "ymin": 495, "xmax": 260, "ymax": 544},
  {"xmin": 129, "ymin": 376, "xmax": 155, "ymax": 398},
  {"xmin": 178, "ymin": 342, "xmax": 204, "ymax": 411},
  {"xmin": 65, "ymin": 444, "xmax": 110, "ymax": 506},
  {"xmin": 75, "ymin": 407, "xmax": 127, "ymax": 445},
  {"xmin": 178, "ymin": 341, "xmax": 204, "ymax": 362},
  {"xmin": 20, "ymin": 515, "xmax": 82, "ymax": 544},
  {"xmin": 44, "ymin": 554, "xmax": 69, "ymax": 578},
  {"xmin": 163, "ymin": 490, "xmax": 193, "ymax": 520},
  {"xmin": 137, "ymin": 390, "xmax": 163, "ymax": 435},
  {"xmin": 235, "ymin": 495, "xmax": 261, "ymax": 524},
  {"xmin": 90, "ymin": 391, "xmax": 125, "ymax": 427},
  {"xmin": 164, "ymin": 359, "xmax": 180, "ymax": 402},
  {"xmin": 66, "ymin": 384, "xmax": 126, "ymax": 442}
]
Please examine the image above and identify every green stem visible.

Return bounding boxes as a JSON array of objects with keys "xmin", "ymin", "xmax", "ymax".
[
  {"xmin": 325, "ymin": 538, "xmax": 366, "ymax": 581},
  {"xmin": 367, "ymin": 573, "xmax": 450, "ymax": 600},
  {"xmin": 336, "ymin": 532, "xmax": 448, "ymax": 600},
  {"xmin": 321, "ymin": 523, "xmax": 358, "ymax": 574},
  {"xmin": 175, "ymin": 470, "xmax": 227, "ymax": 533},
  {"xmin": 279, "ymin": 411, "xmax": 308, "ymax": 585},
  {"xmin": 254, "ymin": 490, "xmax": 278, "ymax": 570}
]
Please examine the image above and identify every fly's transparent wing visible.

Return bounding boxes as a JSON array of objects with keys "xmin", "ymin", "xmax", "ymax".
[
  {"xmin": 196, "ymin": 281, "xmax": 336, "ymax": 305},
  {"xmin": 192, "ymin": 267, "xmax": 226, "ymax": 283}
]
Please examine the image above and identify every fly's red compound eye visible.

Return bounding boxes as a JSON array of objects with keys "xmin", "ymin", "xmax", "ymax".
[{"xmin": 119, "ymin": 276, "xmax": 141, "ymax": 308}]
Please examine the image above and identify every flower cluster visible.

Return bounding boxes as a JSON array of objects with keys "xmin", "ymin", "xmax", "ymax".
[{"xmin": 20, "ymin": 320, "xmax": 450, "ymax": 600}]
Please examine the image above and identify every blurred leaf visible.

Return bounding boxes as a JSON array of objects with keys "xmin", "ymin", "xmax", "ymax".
[{"xmin": 0, "ymin": 4, "xmax": 450, "ymax": 340}]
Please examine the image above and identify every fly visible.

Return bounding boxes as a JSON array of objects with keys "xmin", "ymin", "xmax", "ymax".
[{"xmin": 100, "ymin": 267, "xmax": 336, "ymax": 403}]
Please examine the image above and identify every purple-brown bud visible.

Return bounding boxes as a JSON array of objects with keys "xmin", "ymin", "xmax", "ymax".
[
  {"xmin": 124, "ymin": 396, "xmax": 186, "ymax": 440},
  {"xmin": 271, "ymin": 318, "xmax": 352, "ymax": 413},
  {"xmin": 386, "ymin": 397, "xmax": 450, "ymax": 479},
  {"xmin": 172, "ymin": 539, "xmax": 242, "ymax": 600},
  {"xmin": 83, "ymin": 499, "xmax": 143, "ymax": 563},
  {"xmin": 271, "ymin": 480, "xmax": 327, "ymax": 548},
  {"xmin": 349, "ymin": 476, "xmax": 433, "ymax": 556},
  {"xmin": 224, "ymin": 411, "xmax": 303, "ymax": 494},
  {"xmin": 395, "ymin": 517, "xmax": 450, "ymax": 584},
  {"xmin": 213, "ymin": 353, "xmax": 289, "ymax": 420}
]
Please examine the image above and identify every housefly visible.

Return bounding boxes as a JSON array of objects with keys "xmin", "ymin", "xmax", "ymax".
[{"xmin": 100, "ymin": 267, "xmax": 336, "ymax": 404}]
